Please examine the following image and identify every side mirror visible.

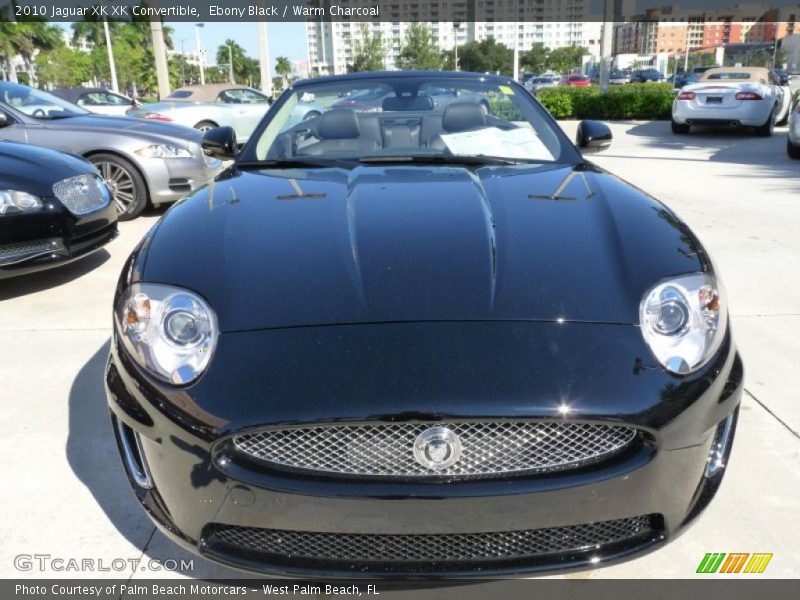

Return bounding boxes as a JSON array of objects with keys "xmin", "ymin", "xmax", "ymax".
[
  {"xmin": 780, "ymin": 76, "xmax": 789, "ymax": 86},
  {"xmin": 0, "ymin": 112, "xmax": 7, "ymax": 127},
  {"xmin": 202, "ymin": 126, "xmax": 238, "ymax": 161},
  {"xmin": 576, "ymin": 120, "xmax": 612, "ymax": 154}
]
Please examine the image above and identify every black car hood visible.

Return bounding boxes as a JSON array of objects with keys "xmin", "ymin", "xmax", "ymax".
[
  {"xmin": 0, "ymin": 141, "xmax": 95, "ymax": 195},
  {"xmin": 135, "ymin": 163, "xmax": 708, "ymax": 332}
]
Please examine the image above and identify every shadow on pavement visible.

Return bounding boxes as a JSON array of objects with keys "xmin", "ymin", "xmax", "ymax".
[
  {"xmin": 0, "ymin": 249, "xmax": 110, "ymax": 301},
  {"xmin": 619, "ymin": 121, "xmax": 800, "ymax": 191},
  {"xmin": 67, "ymin": 340, "xmax": 247, "ymax": 579}
]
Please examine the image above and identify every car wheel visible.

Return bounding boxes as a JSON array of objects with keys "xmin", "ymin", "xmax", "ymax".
[
  {"xmin": 89, "ymin": 153, "xmax": 148, "ymax": 221},
  {"xmin": 671, "ymin": 119, "xmax": 690, "ymax": 134},
  {"xmin": 194, "ymin": 120, "xmax": 218, "ymax": 132},
  {"xmin": 754, "ymin": 106, "xmax": 775, "ymax": 137},
  {"xmin": 788, "ymin": 139, "xmax": 800, "ymax": 159}
]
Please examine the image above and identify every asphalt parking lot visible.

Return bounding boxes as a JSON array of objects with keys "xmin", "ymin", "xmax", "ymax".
[{"xmin": 1, "ymin": 120, "xmax": 798, "ymax": 581}]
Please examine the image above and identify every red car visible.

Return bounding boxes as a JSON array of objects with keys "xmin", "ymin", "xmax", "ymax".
[{"xmin": 561, "ymin": 74, "xmax": 591, "ymax": 87}]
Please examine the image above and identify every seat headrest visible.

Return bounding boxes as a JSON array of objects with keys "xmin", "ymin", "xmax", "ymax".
[
  {"xmin": 316, "ymin": 110, "xmax": 360, "ymax": 140},
  {"xmin": 442, "ymin": 102, "xmax": 487, "ymax": 132},
  {"xmin": 382, "ymin": 95, "xmax": 434, "ymax": 112}
]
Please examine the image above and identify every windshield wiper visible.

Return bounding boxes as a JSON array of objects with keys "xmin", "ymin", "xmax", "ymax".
[
  {"xmin": 236, "ymin": 158, "xmax": 357, "ymax": 169},
  {"xmin": 355, "ymin": 154, "xmax": 545, "ymax": 166}
]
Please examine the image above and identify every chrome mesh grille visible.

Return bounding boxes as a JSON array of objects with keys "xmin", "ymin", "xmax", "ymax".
[
  {"xmin": 0, "ymin": 238, "xmax": 64, "ymax": 265},
  {"xmin": 52, "ymin": 174, "xmax": 109, "ymax": 215},
  {"xmin": 231, "ymin": 421, "xmax": 637, "ymax": 478},
  {"xmin": 208, "ymin": 515, "xmax": 658, "ymax": 564}
]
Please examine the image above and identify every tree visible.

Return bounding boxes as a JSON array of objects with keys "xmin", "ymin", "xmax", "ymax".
[
  {"xmin": 216, "ymin": 39, "xmax": 247, "ymax": 83},
  {"xmin": 521, "ymin": 43, "xmax": 549, "ymax": 75},
  {"xmin": 547, "ymin": 46, "xmax": 589, "ymax": 75},
  {"xmin": 275, "ymin": 56, "xmax": 292, "ymax": 88},
  {"xmin": 349, "ymin": 24, "xmax": 385, "ymax": 72},
  {"xmin": 397, "ymin": 23, "xmax": 442, "ymax": 70},
  {"xmin": 457, "ymin": 38, "xmax": 513, "ymax": 75},
  {"xmin": 7, "ymin": 21, "xmax": 63, "ymax": 86},
  {"xmin": 36, "ymin": 46, "xmax": 92, "ymax": 88}
]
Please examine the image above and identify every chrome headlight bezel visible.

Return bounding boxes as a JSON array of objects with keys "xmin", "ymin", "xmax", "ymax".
[
  {"xmin": 0, "ymin": 190, "xmax": 43, "ymax": 215},
  {"xmin": 135, "ymin": 144, "xmax": 193, "ymax": 159},
  {"xmin": 115, "ymin": 283, "xmax": 219, "ymax": 385},
  {"xmin": 639, "ymin": 272, "xmax": 728, "ymax": 375}
]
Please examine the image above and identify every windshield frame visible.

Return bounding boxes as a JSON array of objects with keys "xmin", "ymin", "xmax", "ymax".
[
  {"xmin": 0, "ymin": 81, "xmax": 90, "ymax": 120},
  {"xmin": 237, "ymin": 73, "xmax": 582, "ymax": 167}
]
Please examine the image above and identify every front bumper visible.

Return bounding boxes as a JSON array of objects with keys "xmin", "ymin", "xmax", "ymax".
[
  {"xmin": 672, "ymin": 99, "xmax": 772, "ymax": 127},
  {"xmin": 0, "ymin": 199, "xmax": 117, "ymax": 279},
  {"xmin": 137, "ymin": 153, "xmax": 224, "ymax": 207},
  {"xmin": 106, "ymin": 321, "xmax": 743, "ymax": 577},
  {"xmin": 789, "ymin": 114, "xmax": 800, "ymax": 144}
]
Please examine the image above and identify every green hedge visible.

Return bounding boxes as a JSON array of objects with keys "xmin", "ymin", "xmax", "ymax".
[{"xmin": 536, "ymin": 83, "xmax": 675, "ymax": 120}]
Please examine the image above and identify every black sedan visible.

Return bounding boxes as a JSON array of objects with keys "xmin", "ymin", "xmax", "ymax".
[
  {"xmin": 106, "ymin": 71, "xmax": 742, "ymax": 577},
  {"xmin": 0, "ymin": 141, "xmax": 117, "ymax": 278}
]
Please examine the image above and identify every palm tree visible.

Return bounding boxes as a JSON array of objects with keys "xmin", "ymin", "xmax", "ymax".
[
  {"xmin": 275, "ymin": 56, "xmax": 292, "ymax": 89},
  {"xmin": 10, "ymin": 22, "xmax": 63, "ymax": 86},
  {"xmin": 0, "ymin": 18, "xmax": 21, "ymax": 83},
  {"xmin": 216, "ymin": 40, "xmax": 247, "ymax": 84}
]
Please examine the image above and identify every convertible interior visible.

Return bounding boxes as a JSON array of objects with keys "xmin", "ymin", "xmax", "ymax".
[{"xmin": 269, "ymin": 99, "xmax": 521, "ymax": 159}]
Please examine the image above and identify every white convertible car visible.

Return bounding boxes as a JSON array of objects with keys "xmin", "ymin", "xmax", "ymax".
[
  {"xmin": 128, "ymin": 83, "xmax": 273, "ymax": 144},
  {"xmin": 671, "ymin": 66, "xmax": 791, "ymax": 136}
]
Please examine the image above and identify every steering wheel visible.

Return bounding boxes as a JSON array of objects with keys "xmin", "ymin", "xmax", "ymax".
[{"xmin": 32, "ymin": 109, "xmax": 46, "ymax": 117}]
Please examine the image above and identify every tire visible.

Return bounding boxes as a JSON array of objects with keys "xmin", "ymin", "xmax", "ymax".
[
  {"xmin": 788, "ymin": 138, "xmax": 800, "ymax": 159},
  {"xmin": 754, "ymin": 106, "xmax": 775, "ymax": 137},
  {"xmin": 89, "ymin": 153, "xmax": 148, "ymax": 221},
  {"xmin": 671, "ymin": 119, "xmax": 690, "ymax": 134},
  {"xmin": 193, "ymin": 120, "xmax": 218, "ymax": 132}
]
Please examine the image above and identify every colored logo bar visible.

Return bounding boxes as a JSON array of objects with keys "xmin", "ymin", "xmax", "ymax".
[{"xmin": 697, "ymin": 553, "xmax": 773, "ymax": 574}]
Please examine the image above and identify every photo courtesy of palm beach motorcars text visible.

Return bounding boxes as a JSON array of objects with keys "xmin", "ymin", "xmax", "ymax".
[{"xmin": 1, "ymin": 0, "xmax": 799, "ymax": 598}]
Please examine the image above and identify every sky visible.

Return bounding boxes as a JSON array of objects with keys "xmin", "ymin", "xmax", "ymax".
[{"xmin": 56, "ymin": 20, "xmax": 309, "ymax": 67}]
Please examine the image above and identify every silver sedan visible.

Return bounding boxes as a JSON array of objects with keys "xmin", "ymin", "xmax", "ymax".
[{"xmin": 0, "ymin": 81, "xmax": 222, "ymax": 220}]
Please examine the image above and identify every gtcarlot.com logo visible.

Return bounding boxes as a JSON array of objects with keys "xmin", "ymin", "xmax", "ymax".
[
  {"xmin": 696, "ymin": 552, "xmax": 773, "ymax": 574},
  {"xmin": 14, "ymin": 554, "xmax": 194, "ymax": 573}
]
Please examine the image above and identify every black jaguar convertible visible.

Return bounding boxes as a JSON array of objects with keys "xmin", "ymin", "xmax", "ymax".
[{"xmin": 106, "ymin": 71, "xmax": 742, "ymax": 577}]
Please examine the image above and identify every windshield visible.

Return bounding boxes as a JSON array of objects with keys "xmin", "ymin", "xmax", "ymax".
[
  {"xmin": 0, "ymin": 82, "xmax": 89, "ymax": 119},
  {"xmin": 242, "ymin": 75, "xmax": 576, "ymax": 165}
]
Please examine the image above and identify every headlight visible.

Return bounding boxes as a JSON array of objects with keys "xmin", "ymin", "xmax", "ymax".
[
  {"xmin": 115, "ymin": 283, "xmax": 218, "ymax": 384},
  {"xmin": 0, "ymin": 190, "xmax": 43, "ymax": 215},
  {"xmin": 639, "ymin": 273, "xmax": 727, "ymax": 375},
  {"xmin": 135, "ymin": 144, "xmax": 192, "ymax": 159}
]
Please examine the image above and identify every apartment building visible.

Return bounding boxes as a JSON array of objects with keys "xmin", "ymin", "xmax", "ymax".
[{"xmin": 306, "ymin": 0, "xmax": 591, "ymax": 75}]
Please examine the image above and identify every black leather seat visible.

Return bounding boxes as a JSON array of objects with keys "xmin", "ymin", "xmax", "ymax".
[
  {"xmin": 424, "ymin": 102, "xmax": 488, "ymax": 150},
  {"xmin": 301, "ymin": 110, "xmax": 381, "ymax": 156}
]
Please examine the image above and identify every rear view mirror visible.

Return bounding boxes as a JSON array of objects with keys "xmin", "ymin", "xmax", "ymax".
[
  {"xmin": 202, "ymin": 126, "xmax": 238, "ymax": 161},
  {"xmin": 576, "ymin": 120, "xmax": 612, "ymax": 154}
]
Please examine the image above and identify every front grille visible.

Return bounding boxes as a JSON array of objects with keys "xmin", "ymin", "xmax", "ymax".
[
  {"xmin": 206, "ymin": 515, "xmax": 660, "ymax": 568},
  {"xmin": 231, "ymin": 421, "xmax": 637, "ymax": 479},
  {"xmin": 53, "ymin": 174, "xmax": 110, "ymax": 216},
  {"xmin": 0, "ymin": 238, "xmax": 65, "ymax": 266}
]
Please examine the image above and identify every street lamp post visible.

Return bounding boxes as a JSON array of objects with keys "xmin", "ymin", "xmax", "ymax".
[
  {"xmin": 226, "ymin": 44, "xmax": 235, "ymax": 84},
  {"xmin": 178, "ymin": 37, "xmax": 189, "ymax": 86},
  {"xmin": 103, "ymin": 15, "xmax": 119, "ymax": 92},
  {"xmin": 453, "ymin": 22, "xmax": 460, "ymax": 71},
  {"xmin": 195, "ymin": 23, "xmax": 206, "ymax": 86}
]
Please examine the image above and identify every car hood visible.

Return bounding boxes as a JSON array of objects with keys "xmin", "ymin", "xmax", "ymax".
[
  {"xmin": 132, "ymin": 164, "xmax": 708, "ymax": 332},
  {"xmin": 39, "ymin": 113, "xmax": 202, "ymax": 142},
  {"xmin": 0, "ymin": 141, "xmax": 95, "ymax": 195}
]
